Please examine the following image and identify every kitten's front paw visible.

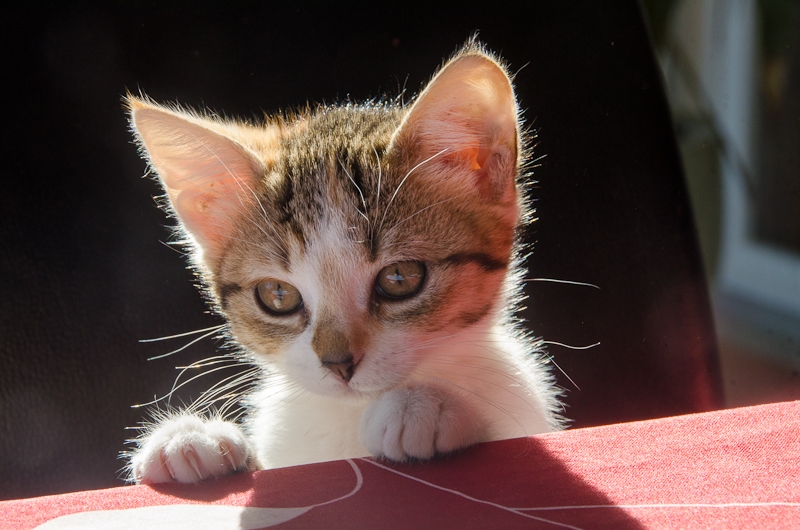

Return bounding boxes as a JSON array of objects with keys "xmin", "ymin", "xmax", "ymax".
[
  {"xmin": 359, "ymin": 384, "xmax": 485, "ymax": 462},
  {"xmin": 129, "ymin": 413, "xmax": 252, "ymax": 484}
]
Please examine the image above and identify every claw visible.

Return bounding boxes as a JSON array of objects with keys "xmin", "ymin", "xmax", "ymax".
[
  {"xmin": 183, "ymin": 447, "xmax": 204, "ymax": 482},
  {"xmin": 219, "ymin": 441, "xmax": 237, "ymax": 470}
]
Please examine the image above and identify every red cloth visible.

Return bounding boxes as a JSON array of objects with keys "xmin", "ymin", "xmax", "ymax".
[{"xmin": 3, "ymin": 400, "xmax": 798, "ymax": 529}]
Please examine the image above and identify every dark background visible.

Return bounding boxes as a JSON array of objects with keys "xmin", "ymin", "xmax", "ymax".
[{"xmin": 1, "ymin": 1, "xmax": 721, "ymax": 499}]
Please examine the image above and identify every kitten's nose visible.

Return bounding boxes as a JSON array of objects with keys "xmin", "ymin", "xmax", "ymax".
[{"xmin": 322, "ymin": 356, "xmax": 355, "ymax": 382}]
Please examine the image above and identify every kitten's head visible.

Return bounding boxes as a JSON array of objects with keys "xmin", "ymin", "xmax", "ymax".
[{"xmin": 129, "ymin": 42, "xmax": 526, "ymax": 398}]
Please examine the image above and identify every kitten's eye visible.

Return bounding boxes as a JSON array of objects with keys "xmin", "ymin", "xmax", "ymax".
[
  {"xmin": 375, "ymin": 261, "xmax": 426, "ymax": 299},
  {"xmin": 256, "ymin": 279, "xmax": 303, "ymax": 315}
]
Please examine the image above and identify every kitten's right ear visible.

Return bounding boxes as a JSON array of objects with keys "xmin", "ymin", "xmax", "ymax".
[
  {"xmin": 127, "ymin": 96, "xmax": 264, "ymax": 260},
  {"xmin": 388, "ymin": 47, "xmax": 519, "ymax": 204}
]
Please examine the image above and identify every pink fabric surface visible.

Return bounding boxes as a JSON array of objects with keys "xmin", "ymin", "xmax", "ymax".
[{"xmin": 3, "ymin": 400, "xmax": 798, "ymax": 529}]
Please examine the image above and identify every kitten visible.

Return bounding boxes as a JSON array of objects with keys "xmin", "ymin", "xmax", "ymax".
[{"xmin": 126, "ymin": 41, "xmax": 564, "ymax": 484}]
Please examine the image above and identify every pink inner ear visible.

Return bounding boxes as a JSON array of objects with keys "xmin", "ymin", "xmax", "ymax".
[
  {"xmin": 389, "ymin": 53, "xmax": 519, "ymax": 201},
  {"xmin": 450, "ymin": 146, "xmax": 512, "ymax": 199},
  {"xmin": 424, "ymin": 127, "xmax": 517, "ymax": 201},
  {"xmin": 131, "ymin": 101, "xmax": 265, "ymax": 257},
  {"xmin": 173, "ymin": 189, "xmax": 225, "ymax": 245},
  {"xmin": 167, "ymin": 169, "xmax": 259, "ymax": 252},
  {"xmin": 157, "ymin": 158, "xmax": 257, "ymax": 253},
  {"xmin": 456, "ymin": 146, "xmax": 489, "ymax": 170}
]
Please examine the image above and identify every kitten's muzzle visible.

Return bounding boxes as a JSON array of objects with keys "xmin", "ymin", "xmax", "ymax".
[{"xmin": 322, "ymin": 356, "xmax": 356, "ymax": 383}]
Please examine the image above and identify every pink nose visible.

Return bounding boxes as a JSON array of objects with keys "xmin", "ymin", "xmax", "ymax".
[{"xmin": 322, "ymin": 356, "xmax": 355, "ymax": 382}]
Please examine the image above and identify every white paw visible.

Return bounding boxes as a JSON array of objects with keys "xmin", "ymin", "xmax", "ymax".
[
  {"xmin": 130, "ymin": 413, "xmax": 252, "ymax": 484},
  {"xmin": 359, "ymin": 384, "xmax": 485, "ymax": 462}
]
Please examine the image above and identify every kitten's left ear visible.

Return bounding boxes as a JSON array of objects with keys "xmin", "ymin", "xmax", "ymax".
[{"xmin": 390, "ymin": 48, "xmax": 519, "ymax": 202}]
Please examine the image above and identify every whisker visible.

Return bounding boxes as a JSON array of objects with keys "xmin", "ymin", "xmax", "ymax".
[
  {"xmin": 378, "ymin": 148, "xmax": 449, "ymax": 237},
  {"xmin": 385, "ymin": 189, "xmax": 473, "ymax": 236},
  {"xmin": 139, "ymin": 324, "xmax": 226, "ymax": 343},
  {"xmin": 145, "ymin": 327, "xmax": 225, "ymax": 361},
  {"xmin": 165, "ymin": 362, "xmax": 248, "ymax": 408},
  {"xmin": 253, "ymin": 381, "xmax": 308, "ymax": 411},
  {"xmin": 338, "ymin": 157, "xmax": 370, "ymax": 225},
  {"xmin": 543, "ymin": 355, "xmax": 581, "ymax": 391},
  {"xmin": 524, "ymin": 278, "xmax": 600, "ymax": 289},
  {"xmin": 174, "ymin": 354, "xmax": 246, "ymax": 370},
  {"xmin": 158, "ymin": 239, "xmax": 189, "ymax": 256},
  {"xmin": 371, "ymin": 145, "xmax": 382, "ymax": 245},
  {"xmin": 189, "ymin": 367, "xmax": 262, "ymax": 416},
  {"xmin": 542, "ymin": 341, "xmax": 600, "ymax": 350},
  {"xmin": 132, "ymin": 358, "xmax": 244, "ymax": 409}
]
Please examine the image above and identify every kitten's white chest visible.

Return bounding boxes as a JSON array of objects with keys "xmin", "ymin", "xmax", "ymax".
[{"xmin": 246, "ymin": 386, "xmax": 371, "ymax": 469}]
